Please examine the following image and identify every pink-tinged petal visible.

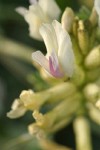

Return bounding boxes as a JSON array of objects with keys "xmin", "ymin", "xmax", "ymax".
[
  {"xmin": 15, "ymin": 7, "xmax": 28, "ymax": 16},
  {"xmin": 32, "ymin": 51, "xmax": 50, "ymax": 73},
  {"xmin": 29, "ymin": 0, "xmax": 38, "ymax": 5},
  {"xmin": 52, "ymin": 20, "xmax": 75, "ymax": 77},
  {"xmin": 49, "ymin": 50, "xmax": 64, "ymax": 78},
  {"xmin": 50, "ymin": 49, "xmax": 59, "ymax": 71},
  {"xmin": 39, "ymin": 24, "xmax": 58, "ymax": 55}
]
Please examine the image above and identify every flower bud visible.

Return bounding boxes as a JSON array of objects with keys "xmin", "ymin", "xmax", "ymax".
[
  {"xmin": 72, "ymin": 17, "xmax": 79, "ymax": 38},
  {"xmin": 83, "ymin": 83, "xmax": 100, "ymax": 103},
  {"xmin": 87, "ymin": 103, "xmax": 100, "ymax": 125},
  {"xmin": 86, "ymin": 68, "xmax": 100, "ymax": 82},
  {"xmin": 96, "ymin": 99, "xmax": 100, "ymax": 109},
  {"xmin": 72, "ymin": 65, "xmax": 85, "ymax": 86},
  {"xmin": 71, "ymin": 36, "xmax": 83, "ymax": 65},
  {"xmin": 61, "ymin": 7, "xmax": 74, "ymax": 33},
  {"xmin": 89, "ymin": 8, "xmax": 98, "ymax": 27},
  {"xmin": 84, "ymin": 46, "xmax": 100, "ymax": 69},
  {"xmin": 78, "ymin": 20, "xmax": 89, "ymax": 55}
]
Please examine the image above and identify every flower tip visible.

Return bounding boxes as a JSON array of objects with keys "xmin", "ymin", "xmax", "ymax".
[
  {"xmin": 29, "ymin": 0, "xmax": 38, "ymax": 5},
  {"xmin": 61, "ymin": 7, "xmax": 74, "ymax": 32},
  {"xmin": 7, "ymin": 108, "xmax": 26, "ymax": 119},
  {"xmin": 15, "ymin": 7, "xmax": 28, "ymax": 16}
]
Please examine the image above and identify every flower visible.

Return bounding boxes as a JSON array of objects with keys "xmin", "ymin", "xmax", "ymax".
[
  {"xmin": 16, "ymin": 0, "xmax": 61, "ymax": 40},
  {"xmin": 32, "ymin": 20, "xmax": 75, "ymax": 78},
  {"xmin": 7, "ymin": 99, "xmax": 27, "ymax": 118},
  {"xmin": 94, "ymin": 0, "xmax": 100, "ymax": 26}
]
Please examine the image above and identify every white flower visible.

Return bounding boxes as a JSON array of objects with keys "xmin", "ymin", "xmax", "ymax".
[
  {"xmin": 94, "ymin": 0, "xmax": 100, "ymax": 26},
  {"xmin": 7, "ymin": 99, "xmax": 26, "ymax": 118},
  {"xmin": 16, "ymin": 0, "xmax": 61, "ymax": 40},
  {"xmin": 32, "ymin": 20, "xmax": 75, "ymax": 78}
]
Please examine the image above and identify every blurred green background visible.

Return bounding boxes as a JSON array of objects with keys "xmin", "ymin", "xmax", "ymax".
[{"xmin": 0, "ymin": 0, "xmax": 100, "ymax": 150}]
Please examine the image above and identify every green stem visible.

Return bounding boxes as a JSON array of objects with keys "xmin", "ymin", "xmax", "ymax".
[
  {"xmin": 73, "ymin": 116, "xmax": 92, "ymax": 150},
  {"xmin": 0, "ymin": 36, "xmax": 34, "ymax": 63}
]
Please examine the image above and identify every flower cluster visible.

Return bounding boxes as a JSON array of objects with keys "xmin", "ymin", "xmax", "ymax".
[{"xmin": 7, "ymin": 0, "xmax": 100, "ymax": 150}]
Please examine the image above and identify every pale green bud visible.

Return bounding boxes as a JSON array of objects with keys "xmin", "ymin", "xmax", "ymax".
[
  {"xmin": 83, "ymin": 83, "xmax": 100, "ymax": 103},
  {"xmin": 32, "ymin": 93, "xmax": 81, "ymax": 131},
  {"xmin": 72, "ymin": 17, "xmax": 79, "ymax": 38},
  {"xmin": 89, "ymin": 8, "xmax": 98, "ymax": 27},
  {"xmin": 87, "ymin": 103, "xmax": 100, "ymax": 125},
  {"xmin": 72, "ymin": 65, "xmax": 85, "ymax": 86},
  {"xmin": 61, "ymin": 7, "xmax": 74, "ymax": 33},
  {"xmin": 96, "ymin": 99, "xmax": 100, "ymax": 109},
  {"xmin": 86, "ymin": 68, "xmax": 100, "ymax": 82},
  {"xmin": 71, "ymin": 36, "xmax": 83, "ymax": 65},
  {"xmin": 84, "ymin": 46, "xmax": 100, "ymax": 69},
  {"xmin": 78, "ymin": 20, "xmax": 90, "ymax": 55},
  {"xmin": 19, "ymin": 83, "xmax": 76, "ymax": 110}
]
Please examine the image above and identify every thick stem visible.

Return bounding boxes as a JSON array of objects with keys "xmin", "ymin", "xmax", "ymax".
[{"xmin": 73, "ymin": 116, "xmax": 92, "ymax": 150}]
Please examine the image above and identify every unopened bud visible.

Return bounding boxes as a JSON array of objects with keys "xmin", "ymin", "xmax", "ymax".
[
  {"xmin": 78, "ymin": 20, "xmax": 89, "ymax": 55},
  {"xmin": 72, "ymin": 65, "xmax": 85, "ymax": 86},
  {"xmin": 86, "ymin": 68, "xmax": 100, "ymax": 82},
  {"xmin": 89, "ymin": 8, "xmax": 98, "ymax": 27},
  {"xmin": 61, "ymin": 7, "xmax": 74, "ymax": 33},
  {"xmin": 96, "ymin": 99, "xmax": 100, "ymax": 109},
  {"xmin": 72, "ymin": 17, "xmax": 79, "ymax": 38},
  {"xmin": 85, "ymin": 46, "xmax": 100, "ymax": 69},
  {"xmin": 71, "ymin": 36, "xmax": 83, "ymax": 65},
  {"xmin": 83, "ymin": 83, "xmax": 100, "ymax": 103}
]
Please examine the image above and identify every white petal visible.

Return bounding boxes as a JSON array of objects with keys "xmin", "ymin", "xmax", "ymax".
[
  {"xmin": 52, "ymin": 20, "xmax": 75, "ymax": 77},
  {"xmin": 24, "ymin": 6, "xmax": 43, "ymax": 40},
  {"xmin": 29, "ymin": 4, "xmax": 46, "ymax": 21},
  {"xmin": 29, "ymin": 0, "xmax": 38, "ymax": 5},
  {"xmin": 15, "ymin": 7, "xmax": 28, "ymax": 16},
  {"xmin": 39, "ymin": 0, "xmax": 61, "ymax": 20},
  {"xmin": 94, "ymin": 0, "xmax": 100, "ymax": 14},
  {"xmin": 32, "ymin": 51, "xmax": 50, "ymax": 73},
  {"xmin": 7, "ymin": 99, "xmax": 26, "ymax": 118},
  {"xmin": 39, "ymin": 23, "xmax": 58, "ymax": 55},
  {"xmin": 7, "ymin": 107, "xmax": 26, "ymax": 119},
  {"xmin": 94, "ymin": 0, "xmax": 100, "ymax": 26}
]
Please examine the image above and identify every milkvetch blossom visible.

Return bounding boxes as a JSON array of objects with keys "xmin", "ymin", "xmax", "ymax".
[
  {"xmin": 16, "ymin": 0, "xmax": 61, "ymax": 40},
  {"xmin": 94, "ymin": 0, "xmax": 100, "ymax": 26},
  {"xmin": 32, "ymin": 20, "xmax": 75, "ymax": 78}
]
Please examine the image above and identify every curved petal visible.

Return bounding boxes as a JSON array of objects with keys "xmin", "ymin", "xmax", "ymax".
[
  {"xmin": 7, "ymin": 107, "xmax": 26, "ymax": 119},
  {"xmin": 49, "ymin": 50, "xmax": 64, "ymax": 78},
  {"xmin": 25, "ymin": 11, "xmax": 43, "ymax": 40},
  {"xmin": 32, "ymin": 51, "xmax": 50, "ymax": 73},
  {"xmin": 7, "ymin": 99, "xmax": 26, "ymax": 119},
  {"xmin": 29, "ymin": 5, "xmax": 47, "ymax": 21},
  {"xmin": 52, "ymin": 20, "xmax": 75, "ymax": 77},
  {"xmin": 16, "ymin": 7, "xmax": 28, "ymax": 16},
  {"xmin": 29, "ymin": 0, "xmax": 38, "ymax": 5},
  {"xmin": 94, "ymin": 0, "xmax": 100, "ymax": 26},
  {"xmin": 39, "ymin": 23, "xmax": 58, "ymax": 55},
  {"xmin": 39, "ymin": 0, "xmax": 61, "ymax": 20}
]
